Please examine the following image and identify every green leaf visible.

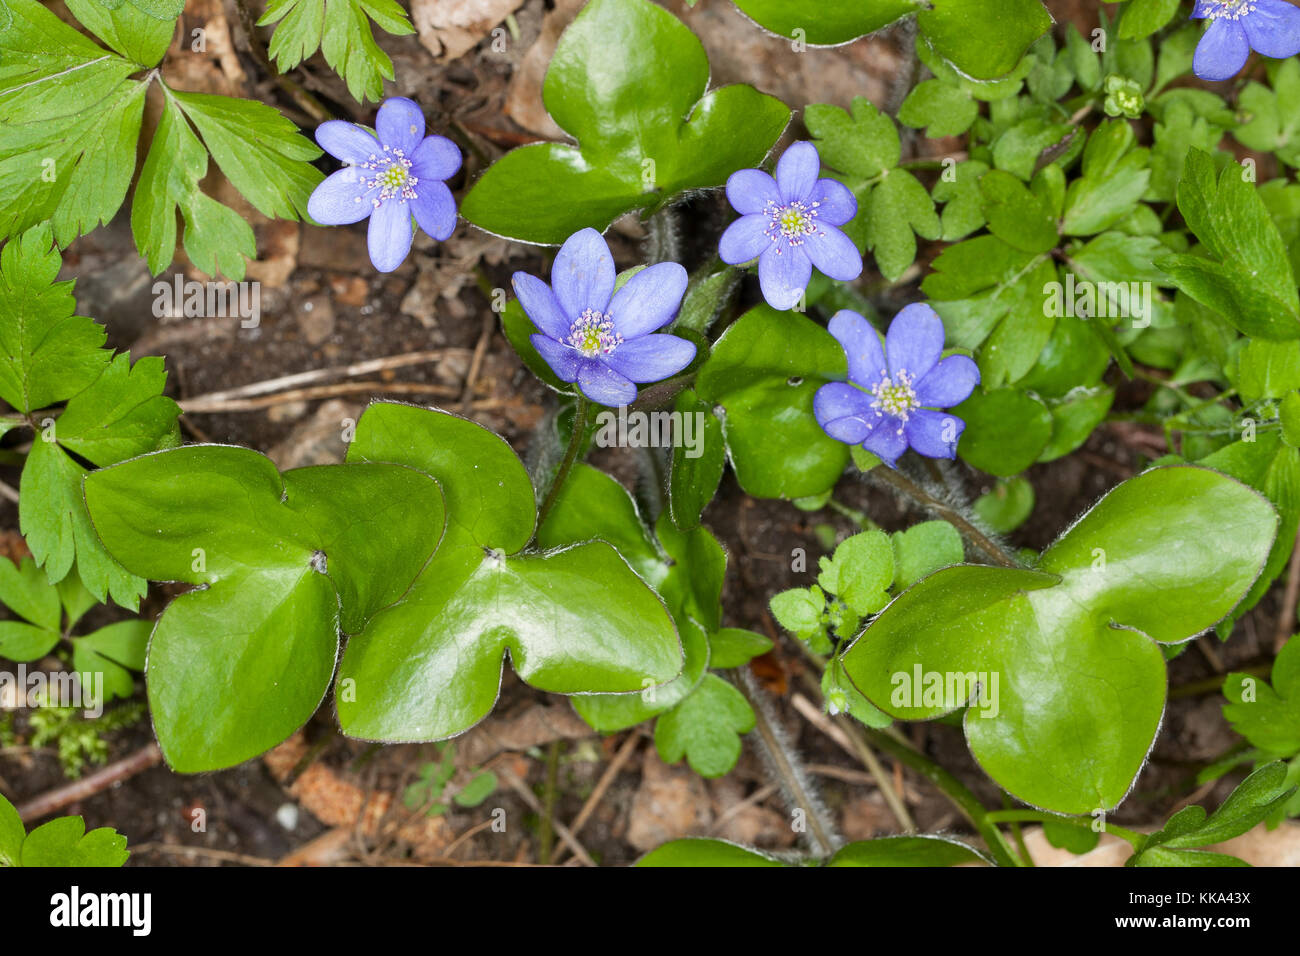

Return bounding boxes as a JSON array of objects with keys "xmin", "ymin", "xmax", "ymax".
[
  {"xmin": 728, "ymin": 0, "xmax": 920, "ymax": 46},
  {"xmin": 817, "ymin": 530, "xmax": 893, "ymax": 616},
  {"xmin": 1223, "ymin": 632, "xmax": 1300, "ymax": 758},
  {"xmin": 917, "ymin": 0, "xmax": 1053, "ymax": 81},
  {"xmin": 84, "ymin": 444, "xmax": 446, "ymax": 770},
  {"xmin": 20, "ymin": 816, "xmax": 129, "ymax": 867},
  {"xmin": 0, "ymin": 793, "xmax": 23, "ymax": 867},
  {"xmin": 132, "ymin": 96, "xmax": 256, "ymax": 280},
  {"xmin": 826, "ymin": 835, "xmax": 988, "ymax": 866},
  {"xmin": 1038, "ymin": 386, "xmax": 1115, "ymax": 462},
  {"xmin": 20, "ymin": 352, "xmax": 181, "ymax": 607},
  {"xmin": 654, "ymin": 673, "xmax": 754, "ymax": 777},
  {"xmin": 0, "ymin": 556, "xmax": 61, "ymax": 661},
  {"xmin": 932, "ymin": 160, "xmax": 990, "ymax": 241},
  {"xmin": 72, "ymin": 618, "xmax": 150, "ymax": 702},
  {"xmin": 708, "ymin": 627, "xmax": 772, "ymax": 669},
  {"xmin": 259, "ymin": 0, "xmax": 415, "ymax": 104},
  {"xmin": 0, "ymin": 225, "xmax": 110, "ymax": 414},
  {"xmin": 1157, "ymin": 148, "xmax": 1300, "ymax": 340},
  {"xmin": 461, "ymin": 0, "xmax": 789, "ymax": 244},
  {"xmin": 864, "ymin": 169, "xmax": 940, "ymax": 281},
  {"xmin": 667, "ymin": 389, "xmax": 725, "ymax": 531},
  {"xmin": 635, "ymin": 837, "xmax": 785, "ymax": 867},
  {"xmin": 898, "ymin": 79, "xmax": 978, "ymax": 138},
  {"xmin": 171, "ymin": 90, "xmax": 322, "ymax": 223},
  {"xmin": 770, "ymin": 587, "xmax": 825, "ymax": 638},
  {"xmin": 973, "ymin": 477, "xmax": 1035, "ymax": 534},
  {"xmin": 842, "ymin": 466, "xmax": 1277, "ymax": 813},
  {"xmin": 1131, "ymin": 762, "xmax": 1294, "ymax": 866},
  {"xmin": 337, "ymin": 403, "xmax": 682, "ymax": 742},
  {"xmin": 980, "ymin": 169, "xmax": 1058, "ymax": 254},
  {"xmin": 891, "ymin": 521, "xmax": 964, "ymax": 590},
  {"xmin": 1061, "ymin": 120, "xmax": 1152, "ymax": 236},
  {"xmin": 65, "ymin": 0, "xmax": 176, "ymax": 67},
  {"xmin": 806, "ymin": 97, "xmax": 900, "ymax": 181},
  {"xmin": 1236, "ymin": 339, "xmax": 1300, "ymax": 403},
  {"xmin": 1233, "ymin": 59, "xmax": 1300, "ymax": 169},
  {"xmin": 696, "ymin": 307, "xmax": 849, "ymax": 499},
  {"xmin": 953, "ymin": 387, "xmax": 1053, "ymax": 476},
  {"xmin": 453, "ymin": 771, "xmax": 498, "ymax": 808},
  {"xmin": 1117, "ymin": 0, "xmax": 1181, "ymax": 41}
]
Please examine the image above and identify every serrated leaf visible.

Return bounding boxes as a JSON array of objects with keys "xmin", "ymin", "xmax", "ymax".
[
  {"xmin": 654, "ymin": 673, "xmax": 754, "ymax": 777},
  {"xmin": 1223, "ymin": 638, "xmax": 1300, "ymax": 758},
  {"xmin": 20, "ymin": 816, "xmax": 129, "ymax": 867}
]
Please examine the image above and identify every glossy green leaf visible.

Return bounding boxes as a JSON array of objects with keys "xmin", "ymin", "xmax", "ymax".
[
  {"xmin": 667, "ymin": 389, "xmax": 725, "ymax": 531},
  {"xmin": 696, "ymin": 307, "xmax": 849, "ymax": 499},
  {"xmin": 826, "ymin": 835, "xmax": 988, "ymax": 866},
  {"xmin": 20, "ymin": 816, "xmax": 129, "ymax": 867},
  {"xmin": 708, "ymin": 627, "xmax": 772, "ymax": 669},
  {"xmin": 953, "ymin": 388, "xmax": 1053, "ymax": 476},
  {"xmin": 891, "ymin": 521, "xmax": 964, "ymax": 590},
  {"xmin": 461, "ymin": 0, "xmax": 789, "ymax": 243},
  {"xmin": 917, "ymin": 0, "xmax": 1052, "ymax": 81},
  {"xmin": 728, "ymin": 0, "xmax": 919, "ymax": 46},
  {"xmin": 841, "ymin": 466, "xmax": 1277, "ymax": 813},
  {"xmin": 973, "ymin": 476, "xmax": 1035, "ymax": 533},
  {"xmin": 635, "ymin": 838, "xmax": 784, "ymax": 867},
  {"xmin": 84, "ymin": 445, "xmax": 445, "ymax": 770},
  {"xmin": 337, "ymin": 404, "xmax": 682, "ymax": 742}
]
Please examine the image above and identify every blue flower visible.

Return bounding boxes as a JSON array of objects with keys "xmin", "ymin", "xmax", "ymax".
[
  {"xmin": 1191, "ymin": 0, "xmax": 1300, "ymax": 81},
  {"xmin": 307, "ymin": 97, "xmax": 461, "ymax": 273},
  {"xmin": 814, "ymin": 305, "xmax": 979, "ymax": 467},
  {"xmin": 718, "ymin": 141, "xmax": 862, "ymax": 311},
  {"xmin": 512, "ymin": 228, "xmax": 695, "ymax": 407}
]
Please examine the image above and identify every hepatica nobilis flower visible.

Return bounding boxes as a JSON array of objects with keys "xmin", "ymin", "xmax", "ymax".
[
  {"xmin": 1191, "ymin": 0, "xmax": 1300, "ymax": 81},
  {"xmin": 512, "ymin": 228, "xmax": 695, "ymax": 407},
  {"xmin": 307, "ymin": 97, "xmax": 461, "ymax": 273},
  {"xmin": 719, "ymin": 141, "xmax": 861, "ymax": 311},
  {"xmin": 814, "ymin": 305, "xmax": 979, "ymax": 467}
]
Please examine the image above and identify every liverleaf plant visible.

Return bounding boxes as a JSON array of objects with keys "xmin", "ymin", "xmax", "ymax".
[
  {"xmin": 0, "ymin": 791, "xmax": 128, "ymax": 867},
  {"xmin": 83, "ymin": 446, "xmax": 449, "ymax": 771},
  {"xmin": 840, "ymin": 466, "xmax": 1276, "ymax": 814},
  {"xmin": 460, "ymin": 0, "xmax": 790, "ymax": 243},
  {"xmin": 335, "ymin": 403, "xmax": 684, "ymax": 743}
]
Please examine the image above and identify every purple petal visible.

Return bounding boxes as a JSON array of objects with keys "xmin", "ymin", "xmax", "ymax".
[
  {"xmin": 316, "ymin": 120, "xmax": 380, "ymax": 164},
  {"xmin": 410, "ymin": 135, "xmax": 462, "ymax": 182},
  {"xmin": 1191, "ymin": 0, "xmax": 1215, "ymax": 17},
  {"xmin": 366, "ymin": 200, "xmax": 413, "ymax": 273},
  {"xmin": 1194, "ymin": 18, "xmax": 1251, "ymax": 80},
  {"xmin": 552, "ymin": 228, "xmax": 615, "ymax": 319},
  {"xmin": 376, "ymin": 97, "xmax": 425, "ymax": 154},
  {"xmin": 885, "ymin": 303, "xmax": 945, "ymax": 381},
  {"xmin": 307, "ymin": 167, "xmax": 374, "ymax": 225},
  {"xmin": 726, "ymin": 168, "xmax": 781, "ymax": 215},
  {"xmin": 803, "ymin": 225, "xmax": 862, "ymax": 282},
  {"xmin": 828, "ymin": 310, "xmax": 886, "ymax": 389},
  {"xmin": 719, "ymin": 214, "xmax": 772, "ymax": 265},
  {"xmin": 530, "ymin": 334, "xmax": 580, "ymax": 383},
  {"xmin": 905, "ymin": 409, "xmax": 965, "ymax": 460},
  {"xmin": 861, "ymin": 417, "xmax": 908, "ymax": 466},
  {"xmin": 513, "ymin": 272, "xmax": 570, "ymax": 340},
  {"xmin": 1243, "ymin": 0, "xmax": 1300, "ymax": 58},
  {"xmin": 603, "ymin": 334, "xmax": 696, "ymax": 383},
  {"xmin": 809, "ymin": 178, "xmax": 857, "ymax": 226},
  {"xmin": 411, "ymin": 181, "xmax": 456, "ymax": 241},
  {"xmin": 757, "ymin": 246, "xmax": 813, "ymax": 312},
  {"xmin": 577, "ymin": 360, "xmax": 637, "ymax": 407},
  {"xmin": 814, "ymin": 382, "xmax": 874, "ymax": 444},
  {"xmin": 775, "ymin": 141, "xmax": 820, "ymax": 202},
  {"xmin": 606, "ymin": 262, "xmax": 687, "ymax": 338},
  {"xmin": 914, "ymin": 355, "xmax": 980, "ymax": 409}
]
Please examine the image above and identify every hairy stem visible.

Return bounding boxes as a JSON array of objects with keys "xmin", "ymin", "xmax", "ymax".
[{"xmin": 536, "ymin": 395, "xmax": 590, "ymax": 531}]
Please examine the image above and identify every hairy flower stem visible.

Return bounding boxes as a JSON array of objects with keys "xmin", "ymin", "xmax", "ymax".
[
  {"xmin": 536, "ymin": 395, "xmax": 590, "ymax": 531},
  {"xmin": 729, "ymin": 669, "xmax": 841, "ymax": 858},
  {"xmin": 645, "ymin": 205, "xmax": 682, "ymax": 266},
  {"xmin": 869, "ymin": 465, "xmax": 1019, "ymax": 569}
]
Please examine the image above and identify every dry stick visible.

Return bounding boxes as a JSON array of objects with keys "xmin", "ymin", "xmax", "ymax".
[
  {"xmin": 178, "ymin": 349, "xmax": 465, "ymax": 410},
  {"xmin": 461, "ymin": 310, "xmax": 496, "ymax": 415},
  {"xmin": 728, "ymin": 669, "xmax": 839, "ymax": 858},
  {"xmin": 0, "ymin": 479, "xmax": 18, "ymax": 504},
  {"xmin": 182, "ymin": 381, "xmax": 463, "ymax": 413},
  {"xmin": 133, "ymin": 843, "xmax": 274, "ymax": 867},
  {"xmin": 871, "ymin": 465, "xmax": 1018, "ymax": 568},
  {"xmin": 552, "ymin": 730, "xmax": 643, "ymax": 866},
  {"xmin": 790, "ymin": 691, "xmax": 916, "ymax": 834},
  {"xmin": 16, "ymin": 742, "xmax": 162, "ymax": 822},
  {"xmin": 708, "ymin": 784, "xmax": 779, "ymax": 836},
  {"xmin": 1275, "ymin": 524, "xmax": 1300, "ymax": 653},
  {"xmin": 440, "ymin": 817, "xmax": 501, "ymax": 860},
  {"xmin": 492, "ymin": 763, "xmax": 596, "ymax": 866}
]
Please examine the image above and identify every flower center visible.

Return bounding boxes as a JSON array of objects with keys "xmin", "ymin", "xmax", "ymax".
[
  {"xmin": 869, "ymin": 369, "xmax": 917, "ymax": 434},
  {"xmin": 1204, "ymin": 0, "xmax": 1255, "ymax": 18},
  {"xmin": 567, "ymin": 308, "xmax": 623, "ymax": 357},
  {"xmin": 764, "ymin": 199, "xmax": 821, "ymax": 248},
  {"xmin": 354, "ymin": 145, "xmax": 419, "ymax": 208}
]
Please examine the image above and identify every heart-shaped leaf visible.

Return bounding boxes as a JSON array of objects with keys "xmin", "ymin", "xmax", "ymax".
[
  {"xmin": 84, "ymin": 445, "xmax": 445, "ymax": 771},
  {"xmin": 460, "ymin": 0, "xmax": 789, "ymax": 243},
  {"xmin": 840, "ymin": 466, "xmax": 1276, "ymax": 813},
  {"xmin": 337, "ymin": 403, "xmax": 683, "ymax": 742}
]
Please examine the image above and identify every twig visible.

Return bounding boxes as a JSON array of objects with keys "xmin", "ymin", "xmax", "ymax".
[
  {"xmin": 179, "ymin": 349, "xmax": 464, "ymax": 410},
  {"xmin": 537, "ymin": 740, "xmax": 562, "ymax": 865},
  {"xmin": 181, "ymin": 380, "xmax": 461, "ymax": 413},
  {"xmin": 0, "ymin": 479, "xmax": 18, "ymax": 504},
  {"xmin": 15, "ymin": 742, "xmax": 162, "ymax": 821},
  {"xmin": 491, "ymin": 763, "xmax": 595, "ymax": 866},
  {"xmin": 552, "ymin": 730, "xmax": 642, "ymax": 865},
  {"xmin": 461, "ymin": 310, "xmax": 496, "ymax": 415},
  {"xmin": 132, "ymin": 843, "xmax": 274, "ymax": 866}
]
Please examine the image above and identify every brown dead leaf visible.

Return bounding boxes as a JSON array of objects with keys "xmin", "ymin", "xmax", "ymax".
[
  {"xmin": 626, "ymin": 748, "xmax": 714, "ymax": 852},
  {"xmin": 503, "ymin": 0, "xmax": 583, "ymax": 139},
  {"xmin": 457, "ymin": 700, "xmax": 594, "ymax": 766},
  {"xmin": 413, "ymin": 0, "xmax": 527, "ymax": 62}
]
